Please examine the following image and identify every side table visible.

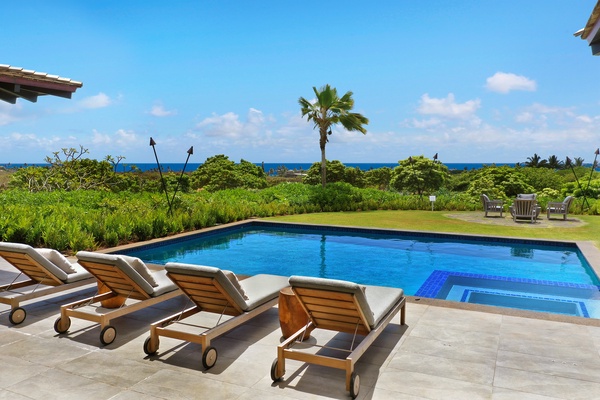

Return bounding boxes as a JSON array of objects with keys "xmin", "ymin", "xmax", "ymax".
[{"xmin": 278, "ymin": 286, "xmax": 313, "ymax": 340}]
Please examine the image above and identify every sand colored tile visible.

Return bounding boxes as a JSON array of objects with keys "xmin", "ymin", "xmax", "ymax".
[
  {"xmin": 494, "ymin": 366, "xmax": 600, "ymax": 400},
  {"xmin": 375, "ymin": 369, "xmax": 492, "ymax": 399},
  {"xmin": 496, "ymin": 349, "xmax": 600, "ymax": 384},
  {"xmin": 5, "ymin": 368, "xmax": 122, "ymax": 400},
  {"xmin": 389, "ymin": 350, "xmax": 496, "ymax": 386}
]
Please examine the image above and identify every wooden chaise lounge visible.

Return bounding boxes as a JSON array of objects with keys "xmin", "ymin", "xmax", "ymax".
[
  {"xmin": 0, "ymin": 242, "xmax": 94, "ymax": 325},
  {"xmin": 271, "ymin": 276, "xmax": 406, "ymax": 399},
  {"xmin": 54, "ymin": 251, "xmax": 182, "ymax": 345},
  {"xmin": 143, "ymin": 262, "xmax": 289, "ymax": 369}
]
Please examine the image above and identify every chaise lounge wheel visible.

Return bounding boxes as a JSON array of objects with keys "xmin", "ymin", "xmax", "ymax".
[
  {"xmin": 100, "ymin": 325, "xmax": 117, "ymax": 345},
  {"xmin": 9, "ymin": 307, "xmax": 26, "ymax": 325},
  {"xmin": 143, "ymin": 336, "xmax": 159, "ymax": 355},
  {"xmin": 54, "ymin": 316, "xmax": 71, "ymax": 334},
  {"xmin": 350, "ymin": 372, "xmax": 360, "ymax": 399},
  {"xmin": 270, "ymin": 358, "xmax": 283, "ymax": 382},
  {"xmin": 202, "ymin": 346, "xmax": 218, "ymax": 369}
]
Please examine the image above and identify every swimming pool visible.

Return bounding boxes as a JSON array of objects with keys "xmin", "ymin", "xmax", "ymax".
[{"xmin": 120, "ymin": 221, "xmax": 600, "ymax": 319}]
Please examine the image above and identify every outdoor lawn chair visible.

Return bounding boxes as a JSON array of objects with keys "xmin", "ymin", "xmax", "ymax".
[
  {"xmin": 509, "ymin": 198, "xmax": 540, "ymax": 223},
  {"xmin": 0, "ymin": 242, "xmax": 94, "ymax": 325},
  {"xmin": 271, "ymin": 276, "xmax": 406, "ymax": 399},
  {"xmin": 480, "ymin": 194, "xmax": 504, "ymax": 217},
  {"xmin": 143, "ymin": 262, "xmax": 289, "ymax": 369},
  {"xmin": 547, "ymin": 196, "xmax": 574, "ymax": 220},
  {"xmin": 54, "ymin": 251, "xmax": 181, "ymax": 345}
]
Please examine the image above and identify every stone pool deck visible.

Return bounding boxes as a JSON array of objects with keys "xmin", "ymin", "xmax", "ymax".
[
  {"xmin": 445, "ymin": 212, "xmax": 586, "ymax": 228},
  {"xmin": 2, "ymin": 255, "xmax": 600, "ymax": 400}
]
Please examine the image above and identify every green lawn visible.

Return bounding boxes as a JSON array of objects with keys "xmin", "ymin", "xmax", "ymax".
[{"xmin": 266, "ymin": 210, "xmax": 600, "ymax": 248}]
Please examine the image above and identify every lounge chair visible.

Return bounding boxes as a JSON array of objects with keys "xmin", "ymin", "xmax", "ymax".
[
  {"xmin": 143, "ymin": 262, "xmax": 289, "ymax": 369},
  {"xmin": 480, "ymin": 194, "xmax": 504, "ymax": 217},
  {"xmin": 509, "ymin": 198, "xmax": 540, "ymax": 223},
  {"xmin": 547, "ymin": 196, "xmax": 574, "ymax": 220},
  {"xmin": 0, "ymin": 242, "xmax": 94, "ymax": 325},
  {"xmin": 515, "ymin": 194, "xmax": 541, "ymax": 217},
  {"xmin": 54, "ymin": 251, "xmax": 181, "ymax": 345},
  {"xmin": 271, "ymin": 276, "xmax": 406, "ymax": 399}
]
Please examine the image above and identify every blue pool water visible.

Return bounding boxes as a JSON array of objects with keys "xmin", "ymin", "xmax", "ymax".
[{"xmin": 121, "ymin": 222, "xmax": 600, "ymax": 319}]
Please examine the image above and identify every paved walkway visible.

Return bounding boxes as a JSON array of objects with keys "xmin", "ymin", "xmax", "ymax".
[
  {"xmin": 2, "ymin": 257, "xmax": 600, "ymax": 399},
  {"xmin": 445, "ymin": 212, "xmax": 586, "ymax": 229}
]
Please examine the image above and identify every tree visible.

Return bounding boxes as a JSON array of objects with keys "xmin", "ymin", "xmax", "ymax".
[
  {"xmin": 364, "ymin": 167, "xmax": 392, "ymax": 190},
  {"xmin": 465, "ymin": 165, "xmax": 534, "ymax": 199},
  {"xmin": 299, "ymin": 84, "xmax": 369, "ymax": 187},
  {"xmin": 9, "ymin": 146, "xmax": 120, "ymax": 192},
  {"xmin": 390, "ymin": 156, "xmax": 449, "ymax": 195},
  {"xmin": 190, "ymin": 155, "xmax": 267, "ymax": 192},
  {"xmin": 303, "ymin": 160, "xmax": 348, "ymax": 186},
  {"xmin": 524, "ymin": 153, "xmax": 548, "ymax": 168},
  {"xmin": 546, "ymin": 155, "xmax": 564, "ymax": 170}
]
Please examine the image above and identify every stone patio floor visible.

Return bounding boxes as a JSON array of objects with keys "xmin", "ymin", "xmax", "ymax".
[{"xmin": 2, "ymin": 247, "xmax": 600, "ymax": 399}]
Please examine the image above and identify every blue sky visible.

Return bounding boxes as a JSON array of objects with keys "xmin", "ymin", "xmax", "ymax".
[{"xmin": 1, "ymin": 1, "xmax": 599, "ymax": 165}]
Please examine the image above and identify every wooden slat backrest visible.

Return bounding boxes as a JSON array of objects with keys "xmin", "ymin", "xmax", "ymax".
[
  {"xmin": 0, "ymin": 250, "xmax": 63, "ymax": 286},
  {"xmin": 167, "ymin": 272, "xmax": 243, "ymax": 316},
  {"xmin": 78, "ymin": 259, "xmax": 149, "ymax": 300},
  {"xmin": 293, "ymin": 287, "xmax": 371, "ymax": 336},
  {"xmin": 513, "ymin": 199, "xmax": 535, "ymax": 216}
]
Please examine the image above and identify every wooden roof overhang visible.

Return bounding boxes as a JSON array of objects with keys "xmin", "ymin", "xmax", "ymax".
[
  {"xmin": 574, "ymin": 1, "xmax": 600, "ymax": 55},
  {"xmin": 0, "ymin": 64, "xmax": 83, "ymax": 104}
]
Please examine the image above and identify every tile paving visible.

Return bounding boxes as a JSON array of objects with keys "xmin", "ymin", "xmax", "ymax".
[{"xmin": 2, "ymin": 258, "xmax": 600, "ymax": 399}]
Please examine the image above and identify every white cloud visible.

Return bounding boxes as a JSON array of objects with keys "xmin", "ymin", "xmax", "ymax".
[
  {"xmin": 515, "ymin": 112, "xmax": 533, "ymax": 123},
  {"xmin": 149, "ymin": 104, "xmax": 176, "ymax": 117},
  {"xmin": 0, "ymin": 102, "xmax": 22, "ymax": 125},
  {"xmin": 417, "ymin": 93, "xmax": 481, "ymax": 119},
  {"xmin": 115, "ymin": 129, "xmax": 138, "ymax": 145},
  {"xmin": 78, "ymin": 92, "xmax": 111, "ymax": 109},
  {"xmin": 485, "ymin": 72, "xmax": 537, "ymax": 94},
  {"xmin": 194, "ymin": 108, "xmax": 267, "ymax": 139},
  {"xmin": 576, "ymin": 115, "xmax": 594, "ymax": 124},
  {"xmin": 92, "ymin": 129, "xmax": 111, "ymax": 145},
  {"xmin": 91, "ymin": 128, "xmax": 140, "ymax": 148},
  {"xmin": 406, "ymin": 117, "xmax": 443, "ymax": 129}
]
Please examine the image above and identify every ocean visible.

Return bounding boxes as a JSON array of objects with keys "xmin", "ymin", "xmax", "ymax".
[{"xmin": 2, "ymin": 162, "xmax": 597, "ymax": 174}]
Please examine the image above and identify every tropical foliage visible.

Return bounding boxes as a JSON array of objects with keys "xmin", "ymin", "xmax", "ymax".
[
  {"xmin": 390, "ymin": 156, "xmax": 449, "ymax": 195},
  {"xmin": 190, "ymin": 154, "xmax": 267, "ymax": 192},
  {"xmin": 2, "ymin": 146, "xmax": 600, "ymax": 252}
]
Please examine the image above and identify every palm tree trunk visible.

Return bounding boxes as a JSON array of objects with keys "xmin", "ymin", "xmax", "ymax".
[{"xmin": 320, "ymin": 130, "xmax": 327, "ymax": 187}]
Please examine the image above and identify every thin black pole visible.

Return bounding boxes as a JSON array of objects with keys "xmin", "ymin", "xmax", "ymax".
[
  {"xmin": 170, "ymin": 146, "xmax": 194, "ymax": 209},
  {"xmin": 583, "ymin": 148, "xmax": 599, "ymax": 209},
  {"xmin": 149, "ymin": 137, "xmax": 173, "ymax": 215},
  {"xmin": 566, "ymin": 157, "xmax": 589, "ymax": 211}
]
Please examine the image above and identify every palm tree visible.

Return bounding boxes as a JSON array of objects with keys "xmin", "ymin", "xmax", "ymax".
[
  {"xmin": 573, "ymin": 157, "xmax": 585, "ymax": 167},
  {"xmin": 546, "ymin": 155, "xmax": 564, "ymax": 169},
  {"xmin": 299, "ymin": 85, "xmax": 369, "ymax": 187},
  {"xmin": 524, "ymin": 153, "xmax": 548, "ymax": 168}
]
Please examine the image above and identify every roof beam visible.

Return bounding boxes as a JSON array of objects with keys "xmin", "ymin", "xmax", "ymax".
[
  {"xmin": 0, "ymin": 89, "xmax": 17, "ymax": 104},
  {"xmin": 0, "ymin": 83, "xmax": 38, "ymax": 102},
  {"xmin": 22, "ymin": 85, "xmax": 73, "ymax": 99}
]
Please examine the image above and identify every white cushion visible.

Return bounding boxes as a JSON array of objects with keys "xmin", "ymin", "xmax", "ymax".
[
  {"xmin": 120, "ymin": 255, "xmax": 158, "ymax": 287},
  {"xmin": 222, "ymin": 270, "xmax": 249, "ymax": 300},
  {"xmin": 36, "ymin": 249, "xmax": 77, "ymax": 274}
]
